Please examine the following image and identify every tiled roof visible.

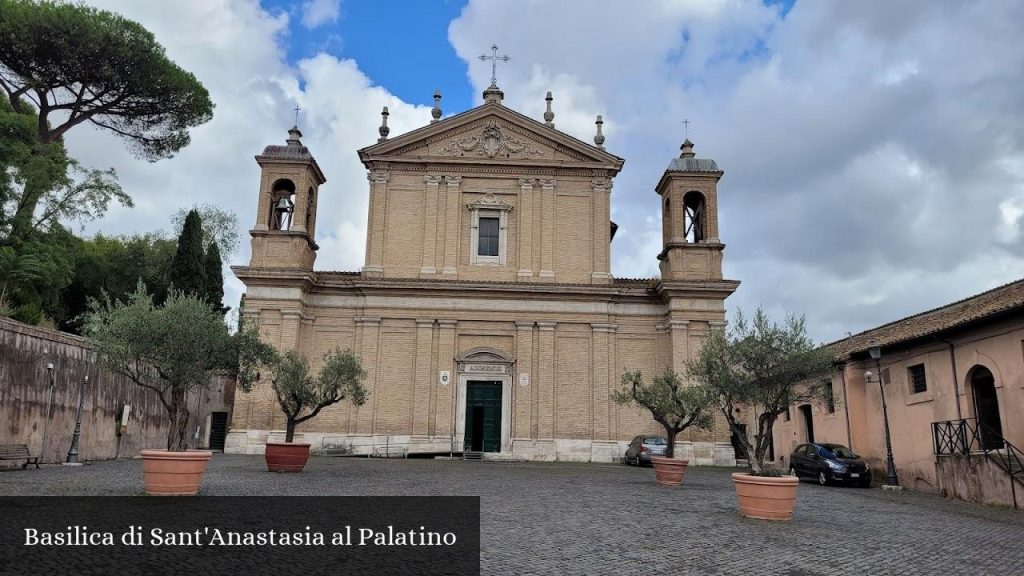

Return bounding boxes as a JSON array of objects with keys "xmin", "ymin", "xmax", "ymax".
[
  {"xmin": 828, "ymin": 277, "xmax": 1024, "ymax": 358},
  {"xmin": 259, "ymin": 144, "xmax": 314, "ymax": 160}
]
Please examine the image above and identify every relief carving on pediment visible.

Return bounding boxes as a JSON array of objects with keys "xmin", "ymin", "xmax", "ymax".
[{"xmin": 440, "ymin": 121, "xmax": 545, "ymax": 159}]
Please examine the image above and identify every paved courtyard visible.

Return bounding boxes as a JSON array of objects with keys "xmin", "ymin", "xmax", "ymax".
[{"xmin": 2, "ymin": 455, "xmax": 1022, "ymax": 575}]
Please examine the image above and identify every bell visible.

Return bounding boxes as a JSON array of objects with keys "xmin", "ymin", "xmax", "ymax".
[{"xmin": 275, "ymin": 197, "xmax": 293, "ymax": 213}]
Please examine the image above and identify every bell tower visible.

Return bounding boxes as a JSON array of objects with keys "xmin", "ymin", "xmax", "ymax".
[
  {"xmin": 249, "ymin": 126, "xmax": 326, "ymax": 270},
  {"xmin": 655, "ymin": 138, "xmax": 724, "ymax": 280}
]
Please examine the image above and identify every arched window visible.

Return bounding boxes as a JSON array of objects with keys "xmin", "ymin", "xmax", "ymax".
[
  {"xmin": 683, "ymin": 191, "xmax": 705, "ymax": 243},
  {"xmin": 305, "ymin": 187, "xmax": 315, "ymax": 231},
  {"xmin": 269, "ymin": 179, "xmax": 296, "ymax": 230}
]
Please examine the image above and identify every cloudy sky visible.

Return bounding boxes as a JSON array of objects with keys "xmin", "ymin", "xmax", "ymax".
[{"xmin": 68, "ymin": 0, "xmax": 1024, "ymax": 343}]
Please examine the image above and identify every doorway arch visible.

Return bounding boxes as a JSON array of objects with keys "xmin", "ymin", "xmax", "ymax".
[{"xmin": 968, "ymin": 365, "xmax": 1003, "ymax": 450}]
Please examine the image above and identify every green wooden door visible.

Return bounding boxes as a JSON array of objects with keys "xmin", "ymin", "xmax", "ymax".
[{"xmin": 465, "ymin": 382, "xmax": 502, "ymax": 452}]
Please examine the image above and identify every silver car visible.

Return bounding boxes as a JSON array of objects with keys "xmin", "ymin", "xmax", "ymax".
[{"xmin": 624, "ymin": 435, "xmax": 668, "ymax": 466}]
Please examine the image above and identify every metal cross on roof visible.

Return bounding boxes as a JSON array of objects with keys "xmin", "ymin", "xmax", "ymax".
[
  {"xmin": 683, "ymin": 118, "xmax": 690, "ymax": 139},
  {"xmin": 479, "ymin": 44, "xmax": 510, "ymax": 88},
  {"xmin": 292, "ymin": 105, "xmax": 301, "ymax": 126}
]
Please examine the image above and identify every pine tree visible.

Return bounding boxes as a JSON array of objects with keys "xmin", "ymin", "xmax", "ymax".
[
  {"xmin": 169, "ymin": 209, "xmax": 205, "ymax": 298},
  {"xmin": 204, "ymin": 241, "xmax": 225, "ymax": 314}
]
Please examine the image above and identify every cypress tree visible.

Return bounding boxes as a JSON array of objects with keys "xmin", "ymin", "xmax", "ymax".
[
  {"xmin": 204, "ymin": 241, "xmax": 225, "ymax": 314},
  {"xmin": 169, "ymin": 209, "xmax": 206, "ymax": 298}
]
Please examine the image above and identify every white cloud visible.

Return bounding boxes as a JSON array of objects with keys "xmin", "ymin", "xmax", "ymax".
[
  {"xmin": 71, "ymin": 0, "xmax": 425, "ymax": 315},
  {"xmin": 61, "ymin": 0, "xmax": 1024, "ymax": 345},
  {"xmin": 448, "ymin": 0, "xmax": 1024, "ymax": 341},
  {"xmin": 301, "ymin": 0, "xmax": 340, "ymax": 29}
]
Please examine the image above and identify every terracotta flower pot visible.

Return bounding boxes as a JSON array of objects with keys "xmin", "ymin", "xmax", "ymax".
[
  {"xmin": 650, "ymin": 456, "xmax": 689, "ymax": 486},
  {"xmin": 140, "ymin": 449, "xmax": 212, "ymax": 496},
  {"xmin": 265, "ymin": 442, "xmax": 311, "ymax": 473},
  {"xmin": 731, "ymin": 472, "xmax": 800, "ymax": 520}
]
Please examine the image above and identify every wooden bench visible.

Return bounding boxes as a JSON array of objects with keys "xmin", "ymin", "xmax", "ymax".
[{"xmin": 0, "ymin": 444, "xmax": 40, "ymax": 469}]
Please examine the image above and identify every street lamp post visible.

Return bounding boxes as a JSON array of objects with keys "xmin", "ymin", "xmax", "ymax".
[
  {"xmin": 41, "ymin": 363, "xmax": 56, "ymax": 464},
  {"xmin": 868, "ymin": 340, "xmax": 900, "ymax": 488},
  {"xmin": 65, "ymin": 374, "xmax": 88, "ymax": 465}
]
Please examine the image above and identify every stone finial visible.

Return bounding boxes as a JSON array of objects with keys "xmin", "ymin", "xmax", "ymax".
[
  {"xmin": 543, "ymin": 91, "xmax": 555, "ymax": 127},
  {"xmin": 483, "ymin": 84, "xmax": 504, "ymax": 105},
  {"xmin": 431, "ymin": 90, "xmax": 442, "ymax": 123},
  {"xmin": 286, "ymin": 125, "xmax": 303, "ymax": 146},
  {"xmin": 680, "ymin": 138, "xmax": 695, "ymax": 158},
  {"xmin": 594, "ymin": 115, "xmax": 605, "ymax": 150},
  {"xmin": 378, "ymin": 106, "xmax": 390, "ymax": 142}
]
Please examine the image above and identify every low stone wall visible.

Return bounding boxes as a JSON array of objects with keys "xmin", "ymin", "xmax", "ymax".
[
  {"xmin": 0, "ymin": 317, "xmax": 234, "ymax": 466},
  {"xmin": 226, "ymin": 428, "xmax": 737, "ymax": 466},
  {"xmin": 935, "ymin": 454, "xmax": 1020, "ymax": 508}
]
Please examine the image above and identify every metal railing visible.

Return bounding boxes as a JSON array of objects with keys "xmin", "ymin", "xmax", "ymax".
[{"xmin": 932, "ymin": 418, "xmax": 1023, "ymax": 509}]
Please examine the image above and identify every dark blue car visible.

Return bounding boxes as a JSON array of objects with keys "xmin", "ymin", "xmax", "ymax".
[{"xmin": 789, "ymin": 443, "xmax": 871, "ymax": 487}]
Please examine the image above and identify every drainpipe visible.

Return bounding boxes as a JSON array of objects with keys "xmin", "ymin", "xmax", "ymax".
[
  {"xmin": 938, "ymin": 338, "xmax": 962, "ymax": 420},
  {"xmin": 836, "ymin": 362, "xmax": 852, "ymax": 448}
]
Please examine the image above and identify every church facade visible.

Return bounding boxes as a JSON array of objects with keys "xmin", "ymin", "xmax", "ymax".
[{"xmin": 226, "ymin": 84, "xmax": 740, "ymax": 464}]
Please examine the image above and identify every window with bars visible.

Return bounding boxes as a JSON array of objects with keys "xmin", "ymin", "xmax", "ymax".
[
  {"xmin": 478, "ymin": 217, "xmax": 499, "ymax": 257},
  {"xmin": 908, "ymin": 364, "xmax": 927, "ymax": 394}
]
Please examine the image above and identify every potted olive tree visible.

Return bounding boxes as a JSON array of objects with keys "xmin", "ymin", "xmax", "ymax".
[
  {"xmin": 686, "ymin": 308, "xmax": 833, "ymax": 519},
  {"xmin": 84, "ymin": 284, "xmax": 264, "ymax": 495},
  {"xmin": 263, "ymin": 348, "xmax": 367, "ymax": 472},
  {"xmin": 612, "ymin": 370, "xmax": 713, "ymax": 486}
]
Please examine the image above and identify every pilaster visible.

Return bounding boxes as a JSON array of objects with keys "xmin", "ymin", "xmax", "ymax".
[
  {"xmin": 363, "ymin": 170, "xmax": 389, "ymax": 276},
  {"xmin": 514, "ymin": 321, "xmax": 534, "ymax": 438},
  {"xmin": 590, "ymin": 323, "xmax": 616, "ymax": 439},
  {"xmin": 591, "ymin": 178, "xmax": 612, "ymax": 284},
  {"xmin": 412, "ymin": 319, "xmax": 434, "ymax": 434},
  {"xmin": 517, "ymin": 179, "xmax": 535, "ymax": 279},
  {"xmin": 537, "ymin": 321, "xmax": 557, "ymax": 437},
  {"xmin": 442, "ymin": 176, "xmax": 461, "ymax": 276},
  {"xmin": 354, "ymin": 317, "xmax": 381, "ymax": 434},
  {"xmin": 420, "ymin": 175, "xmax": 442, "ymax": 277},
  {"xmin": 437, "ymin": 320, "xmax": 457, "ymax": 442},
  {"xmin": 669, "ymin": 319, "xmax": 690, "ymax": 375},
  {"xmin": 539, "ymin": 179, "xmax": 556, "ymax": 280}
]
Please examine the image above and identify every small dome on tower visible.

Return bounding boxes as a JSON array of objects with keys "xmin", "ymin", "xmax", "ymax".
[
  {"xmin": 260, "ymin": 126, "xmax": 313, "ymax": 160},
  {"xmin": 666, "ymin": 138, "xmax": 719, "ymax": 172}
]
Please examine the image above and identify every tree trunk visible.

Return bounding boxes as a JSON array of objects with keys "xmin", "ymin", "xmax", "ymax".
[
  {"xmin": 664, "ymin": 424, "xmax": 677, "ymax": 459},
  {"xmin": 285, "ymin": 418, "xmax": 297, "ymax": 443},
  {"xmin": 167, "ymin": 387, "xmax": 191, "ymax": 452}
]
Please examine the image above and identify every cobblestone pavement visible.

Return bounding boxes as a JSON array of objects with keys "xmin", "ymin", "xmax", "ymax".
[{"xmin": 3, "ymin": 455, "xmax": 1023, "ymax": 575}]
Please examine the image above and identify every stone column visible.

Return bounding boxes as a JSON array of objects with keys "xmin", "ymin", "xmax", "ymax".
[
  {"xmin": 591, "ymin": 177, "xmax": 612, "ymax": 283},
  {"xmin": 442, "ymin": 176, "xmax": 461, "ymax": 277},
  {"xmin": 363, "ymin": 170, "xmax": 389, "ymax": 276},
  {"xmin": 514, "ymin": 322, "xmax": 534, "ymax": 439},
  {"xmin": 590, "ymin": 323, "xmax": 616, "ymax": 440},
  {"xmin": 436, "ymin": 320, "xmax": 457, "ymax": 444},
  {"xmin": 538, "ymin": 179, "xmax": 556, "ymax": 280},
  {"xmin": 536, "ymin": 321, "xmax": 557, "ymax": 438},
  {"xmin": 354, "ymin": 317, "xmax": 381, "ymax": 435},
  {"xmin": 412, "ymin": 319, "xmax": 434, "ymax": 435},
  {"xmin": 517, "ymin": 179, "xmax": 535, "ymax": 279},
  {"xmin": 420, "ymin": 175, "xmax": 442, "ymax": 277}
]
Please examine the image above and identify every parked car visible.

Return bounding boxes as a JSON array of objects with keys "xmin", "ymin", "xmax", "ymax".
[
  {"xmin": 624, "ymin": 436, "xmax": 667, "ymax": 466},
  {"xmin": 789, "ymin": 443, "xmax": 871, "ymax": 487}
]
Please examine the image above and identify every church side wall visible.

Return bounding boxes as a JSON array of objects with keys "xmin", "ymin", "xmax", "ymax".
[{"xmin": 227, "ymin": 290, "xmax": 735, "ymax": 464}]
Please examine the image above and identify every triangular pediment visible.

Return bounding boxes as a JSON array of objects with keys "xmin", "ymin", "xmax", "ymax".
[{"xmin": 358, "ymin": 103, "xmax": 624, "ymax": 171}]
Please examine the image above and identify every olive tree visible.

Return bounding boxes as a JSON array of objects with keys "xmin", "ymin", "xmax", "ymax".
[
  {"xmin": 268, "ymin": 349, "xmax": 368, "ymax": 443},
  {"xmin": 686, "ymin": 308, "xmax": 834, "ymax": 475},
  {"xmin": 83, "ymin": 283, "xmax": 265, "ymax": 451},
  {"xmin": 612, "ymin": 370, "xmax": 713, "ymax": 459}
]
